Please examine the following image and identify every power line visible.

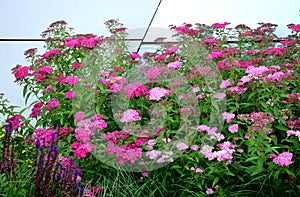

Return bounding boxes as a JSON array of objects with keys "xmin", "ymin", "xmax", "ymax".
[{"xmin": 136, "ymin": 0, "xmax": 162, "ymax": 53}]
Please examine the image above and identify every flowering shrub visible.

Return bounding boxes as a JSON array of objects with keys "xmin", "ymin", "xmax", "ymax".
[{"xmin": 0, "ymin": 18, "xmax": 300, "ymax": 196}]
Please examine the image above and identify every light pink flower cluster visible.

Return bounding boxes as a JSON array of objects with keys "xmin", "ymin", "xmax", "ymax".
[
  {"xmin": 176, "ymin": 142, "xmax": 188, "ymax": 151},
  {"xmin": 269, "ymin": 152, "xmax": 293, "ymax": 167},
  {"xmin": 228, "ymin": 124, "xmax": 239, "ymax": 133},
  {"xmin": 124, "ymin": 82, "xmax": 148, "ymax": 98},
  {"xmin": 222, "ymin": 112, "xmax": 235, "ymax": 123},
  {"xmin": 104, "ymin": 129, "xmax": 151, "ymax": 164},
  {"xmin": 227, "ymin": 86, "xmax": 248, "ymax": 95},
  {"xmin": 146, "ymin": 139, "xmax": 156, "ymax": 150},
  {"xmin": 245, "ymin": 66, "xmax": 269, "ymax": 77},
  {"xmin": 190, "ymin": 166, "xmax": 203, "ymax": 173},
  {"xmin": 190, "ymin": 145, "xmax": 199, "ymax": 151},
  {"xmin": 219, "ymin": 79, "xmax": 231, "ymax": 88},
  {"xmin": 237, "ymin": 76, "xmax": 252, "ymax": 86},
  {"xmin": 120, "ymin": 109, "xmax": 141, "ymax": 123},
  {"xmin": 71, "ymin": 113, "xmax": 107, "ymax": 159},
  {"xmin": 214, "ymin": 92, "xmax": 226, "ymax": 99},
  {"xmin": 286, "ymin": 130, "xmax": 300, "ymax": 141},
  {"xmin": 149, "ymin": 87, "xmax": 172, "ymax": 101},
  {"xmin": 201, "ymin": 141, "xmax": 236, "ymax": 164},
  {"xmin": 46, "ymin": 98, "xmax": 59, "ymax": 111},
  {"xmin": 106, "ymin": 76, "xmax": 127, "ymax": 93},
  {"xmin": 105, "ymin": 141, "xmax": 143, "ymax": 164},
  {"xmin": 197, "ymin": 125, "xmax": 224, "ymax": 141},
  {"xmin": 145, "ymin": 67, "xmax": 166, "ymax": 80},
  {"xmin": 167, "ymin": 61, "xmax": 182, "ymax": 69}
]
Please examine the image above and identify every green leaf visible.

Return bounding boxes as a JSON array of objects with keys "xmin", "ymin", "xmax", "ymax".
[
  {"xmin": 275, "ymin": 125, "xmax": 288, "ymax": 131},
  {"xmin": 212, "ymin": 177, "xmax": 219, "ymax": 186},
  {"xmin": 245, "ymin": 156, "xmax": 259, "ymax": 162}
]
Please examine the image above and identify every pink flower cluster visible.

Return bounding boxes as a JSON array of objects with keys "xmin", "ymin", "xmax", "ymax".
[
  {"xmin": 6, "ymin": 114, "xmax": 24, "ymax": 131},
  {"xmin": 220, "ymin": 79, "xmax": 231, "ymax": 89},
  {"xmin": 283, "ymin": 92, "xmax": 300, "ymax": 104},
  {"xmin": 167, "ymin": 61, "xmax": 182, "ymax": 69},
  {"xmin": 42, "ymin": 49, "xmax": 60, "ymax": 58},
  {"xmin": 60, "ymin": 75, "xmax": 79, "ymax": 86},
  {"xmin": 212, "ymin": 22, "xmax": 230, "ymax": 28},
  {"xmin": 176, "ymin": 142, "xmax": 188, "ymax": 151},
  {"xmin": 104, "ymin": 130, "xmax": 149, "ymax": 164},
  {"xmin": 201, "ymin": 141, "xmax": 236, "ymax": 164},
  {"xmin": 106, "ymin": 76, "xmax": 127, "ymax": 93},
  {"xmin": 149, "ymin": 87, "xmax": 172, "ymax": 101},
  {"xmin": 197, "ymin": 125, "xmax": 225, "ymax": 141},
  {"xmin": 105, "ymin": 141, "xmax": 143, "ymax": 164},
  {"xmin": 269, "ymin": 152, "xmax": 293, "ymax": 167},
  {"xmin": 71, "ymin": 113, "xmax": 107, "ymax": 159},
  {"xmin": 190, "ymin": 166, "xmax": 203, "ymax": 173},
  {"xmin": 208, "ymin": 50, "xmax": 224, "ymax": 59},
  {"xmin": 34, "ymin": 128, "xmax": 56, "ymax": 146},
  {"xmin": 70, "ymin": 142, "xmax": 96, "ymax": 159},
  {"xmin": 46, "ymin": 98, "xmax": 59, "ymax": 111},
  {"xmin": 153, "ymin": 45, "xmax": 179, "ymax": 61},
  {"xmin": 222, "ymin": 112, "xmax": 235, "ymax": 123},
  {"xmin": 228, "ymin": 124, "xmax": 239, "ymax": 133},
  {"xmin": 227, "ymin": 86, "xmax": 248, "ymax": 95},
  {"xmin": 174, "ymin": 24, "xmax": 199, "ymax": 36},
  {"xmin": 131, "ymin": 52, "xmax": 141, "ymax": 59},
  {"xmin": 34, "ymin": 66, "xmax": 53, "ymax": 81},
  {"xmin": 145, "ymin": 150, "xmax": 174, "ymax": 163},
  {"xmin": 72, "ymin": 62, "xmax": 81, "ymax": 70},
  {"xmin": 120, "ymin": 109, "xmax": 141, "ymax": 123},
  {"xmin": 65, "ymin": 91, "xmax": 76, "ymax": 99},
  {"xmin": 286, "ymin": 130, "xmax": 300, "ymax": 141},
  {"xmin": 12, "ymin": 65, "xmax": 30, "ymax": 80},
  {"xmin": 145, "ymin": 67, "xmax": 166, "ymax": 80},
  {"xmin": 64, "ymin": 36, "xmax": 103, "ymax": 48},
  {"xmin": 30, "ymin": 101, "xmax": 43, "ymax": 118},
  {"xmin": 203, "ymin": 38, "xmax": 217, "ymax": 44},
  {"xmin": 124, "ymin": 82, "xmax": 148, "ymax": 98}
]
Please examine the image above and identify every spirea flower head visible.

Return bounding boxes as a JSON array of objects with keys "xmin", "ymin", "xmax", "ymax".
[
  {"xmin": 12, "ymin": 65, "xmax": 30, "ymax": 80},
  {"xmin": 269, "ymin": 152, "xmax": 293, "ymax": 167},
  {"xmin": 222, "ymin": 112, "xmax": 235, "ymax": 123},
  {"xmin": 176, "ymin": 142, "xmax": 188, "ymax": 151},
  {"xmin": 46, "ymin": 98, "xmax": 59, "ymax": 111},
  {"xmin": 149, "ymin": 87, "xmax": 172, "ymax": 101},
  {"xmin": 120, "ymin": 109, "xmax": 141, "ymax": 123},
  {"xmin": 65, "ymin": 91, "xmax": 76, "ymax": 99},
  {"xmin": 228, "ymin": 124, "xmax": 239, "ymax": 133},
  {"xmin": 167, "ymin": 61, "xmax": 182, "ymax": 69}
]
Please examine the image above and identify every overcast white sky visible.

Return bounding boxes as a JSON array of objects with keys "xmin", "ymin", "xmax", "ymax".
[{"xmin": 0, "ymin": 0, "xmax": 299, "ymax": 110}]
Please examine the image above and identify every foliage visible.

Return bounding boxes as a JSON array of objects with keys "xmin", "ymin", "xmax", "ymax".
[{"xmin": 1, "ymin": 18, "xmax": 300, "ymax": 196}]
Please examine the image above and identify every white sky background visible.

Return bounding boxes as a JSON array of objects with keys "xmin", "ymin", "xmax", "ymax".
[{"xmin": 0, "ymin": 0, "xmax": 299, "ymax": 111}]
